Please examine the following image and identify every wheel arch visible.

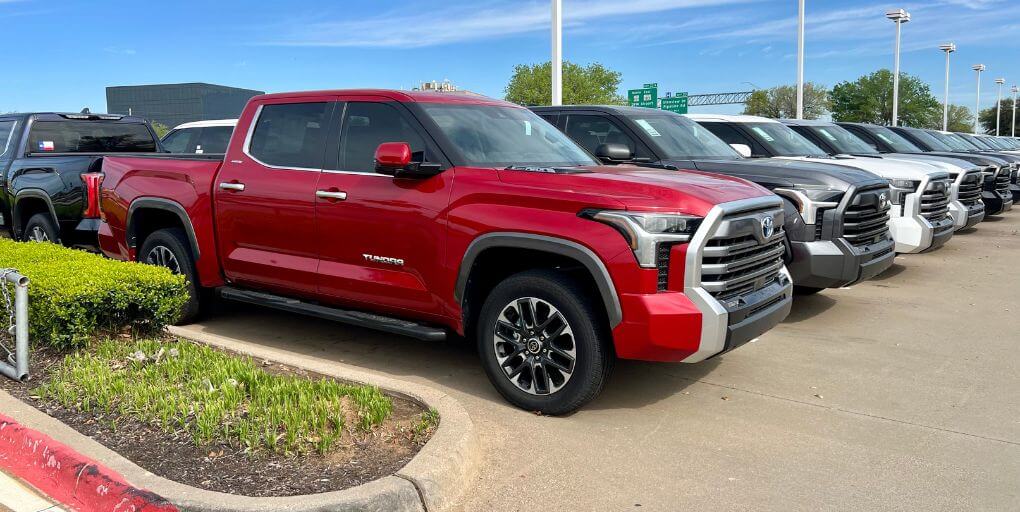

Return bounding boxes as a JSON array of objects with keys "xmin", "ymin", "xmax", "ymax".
[
  {"xmin": 12, "ymin": 189, "xmax": 59, "ymax": 239},
  {"xmin": 455, "ymin": 233, "xmax": 623, "ymax": 335},
  {"xmin": 127, "ymin": 198, "xmax": 201, "ymax": 261}
]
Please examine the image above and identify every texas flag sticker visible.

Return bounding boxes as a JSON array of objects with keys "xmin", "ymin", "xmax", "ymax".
[{"xmin": 38, "ymin": 141, "xmax": 55, "ymax": 151}]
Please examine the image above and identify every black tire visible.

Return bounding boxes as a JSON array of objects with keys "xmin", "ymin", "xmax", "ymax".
[
  {"xmin": 476, "ymin": 269, "xmax": 613, "ymax": 415},
  {"xmin": 138, "ymin": 228, "xmax": 202, "ymax": 324},
  {"xmin": 794, "ymin": 285, "xmax": 825, "ymax": 296},
  {"xmin": 22, "ymin": 213, "xmax": 60, "ymax": 243}
]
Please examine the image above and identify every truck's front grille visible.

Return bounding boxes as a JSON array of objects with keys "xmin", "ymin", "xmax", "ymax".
[
  {"xmin": 995, "ymin": 167, "xmax": 1011, "ymax": 194},
  {"xmin": 700, "ymin": 207, "xmax": 785, "ymax": 301},
  {"xmin": 656, "ymin": 242, "xmax": 676, "ymax": 292},
  {"xmin": 841, "ymin": 185, "xmax": 891, "ymax": 247},
  {"xmin": 920, "ymin": 178, "xmax": 951, "ymax": 223},
  {"xmin": 957, "ymin": 171, "xmax": 984, "ymax": 207}
]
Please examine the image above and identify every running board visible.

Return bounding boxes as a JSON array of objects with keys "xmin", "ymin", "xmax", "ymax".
[{"xmin": 218, "ymin": 287, "xmax": 447, "ymax": 342}]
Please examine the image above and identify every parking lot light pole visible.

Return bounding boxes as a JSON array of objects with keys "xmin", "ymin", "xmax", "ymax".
[
  {"xmin": 796, "ymin": 0, "xmax": 804, "ymax": 119},
  {"xmin": 1012, "ymin": 85, "xmax": 1018, "ymax": 138},
  {"xmin": 973, "ymin": 64, "xmax": 985, "ymax": 134},
  {"xmin": 551, "ymin": 0, "xmax": 562, "ymax": 106},
  {"xmin": 994, "ymin": 78, "xmax": 1005, "ymax": 135},
  {"xmin": 939, "ymin": 43, "xmax": 956, "ymax": 131},
  {"xmin": 886, "ymin": 9, "xmax": 910, "ymax": 127}
]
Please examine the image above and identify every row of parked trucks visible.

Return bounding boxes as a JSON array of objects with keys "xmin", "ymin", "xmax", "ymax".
[{"xmin": 1, "ymin": 92, "xmax": 1018, "ymax": 413}]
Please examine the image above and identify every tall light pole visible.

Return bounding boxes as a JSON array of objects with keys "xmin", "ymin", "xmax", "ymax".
[
  {"xmin": 1012, "ymin": 85, "xmax": 1018, "ymax": 138},
  {"xmin": 994, "ymin": 78, "xmax": 1005, "ymax": 135},
  {"xmin": 886, "ymin": 9, "xmax": 911, "ymax": 127},
  {"xmin": 973, "ymin": 64, "xmax": 985, "ymax": 134},
  {"xmin": 939, "ymin": 43, "xmax": 956, "ymax": 131},
  {"xmin": 796, "ymin": 0, "xmax": 805, "ymax": 119},
  {"xmin": 551, "ymin": 0, "xmax": 562, "ymax": 106}
]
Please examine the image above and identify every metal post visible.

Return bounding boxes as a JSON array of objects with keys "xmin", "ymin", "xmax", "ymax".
[
  {"xmin": 796, "ymin": 0, "xmax": 805, "ymax": 119},
  {"xmin": 943, "ymin": 51, "xmax": 951, "ymax": 130},
  {"xmin": 551, "ymin": 0, "xmax": 562, "ymax": 106},
  {"xmin": 1012, "ymin": 86, "xmax": 1018, "ymax": 138},
  {"xmin": 973, "ymin": 65, "xmax": 985, "ymax": 134},
  {"xmin": 892, "ymin": 21, "xmax": 902, "ymax": 126},
  {"xmin": 0, "ymin": 271, "xmax": 29, "ymax": 382},
  {"xmin": 994, "ymin": 79, "xmax": 1005, "ymax": 136}
]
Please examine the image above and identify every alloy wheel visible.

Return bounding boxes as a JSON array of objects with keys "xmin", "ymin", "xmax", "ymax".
[
  {"xmin": 28, "ymin": 226, "xmax": 49, "ymax": 242},
  {"xmin": 146, "ymin": 246, "xmax": 181, "ymax": 274},
  {"xmin": 492, "ymin": 297, "xmax": 576, "ymax": 395}
]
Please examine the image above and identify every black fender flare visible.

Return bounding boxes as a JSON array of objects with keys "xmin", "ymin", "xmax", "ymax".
[
  {"xmin": 455, "ymin": 232, "xmax": 623, "ymax": 328},
  {"xmin": 12, "ymin": 189, "xmax": 59, "ymax": 238},
  {"xmin": 126, "ymin": 197, "xmax": 201, "ymax": 260}
]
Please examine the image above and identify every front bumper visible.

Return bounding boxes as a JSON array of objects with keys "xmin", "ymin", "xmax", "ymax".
[
  {"xmin": 787, "ymin": 236, "xmax": 895, "ymax": 289},
  {"xmin": 1011, "ymin": 183, "xmax": 1020, "ymax": 204},
  {"xmin": 888, "ymin": 209, "xmax": 955, "ymax": 254},
  {"xmin": 983, "ymin": 190, "xmax": 1014, "ymax": 215},
  {"xmin": 948, "ymin": 199, "xmax": 985, "ymax": 230}
]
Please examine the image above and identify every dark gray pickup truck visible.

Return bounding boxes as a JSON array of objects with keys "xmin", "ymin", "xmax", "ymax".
[
  {"xmin": 0, "ymin": 113, "xmax": 159, "ymax": 245},
  {"xmin": 532, "ymin": 105, "xmax": 896, "ymax": 294}
]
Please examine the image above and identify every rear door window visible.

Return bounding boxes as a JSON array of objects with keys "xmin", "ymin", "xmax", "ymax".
[
  {"xmin": 0, "ymin": 120, "xmax": 16, "ymax": 157},
  {"xmin": 248, "ymin": 102, "xmax": 332, "ymax": 169},
  {"xmin": 28, "ymin": 121, "xmax": 156, "ymax": 153},
  {"xmin": 196, "ymin": 126, "xmax": 233, "ymax": 154}
]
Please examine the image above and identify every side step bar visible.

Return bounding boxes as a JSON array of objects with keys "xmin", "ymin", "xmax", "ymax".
[{"xmin": 218, "ymin": 287, "xmax": 447, "ymax": 342}]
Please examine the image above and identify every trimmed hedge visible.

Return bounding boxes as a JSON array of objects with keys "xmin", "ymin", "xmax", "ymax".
[{"xmin": 0, "ymin": 239, "xmax": 188, "ymax": 348}]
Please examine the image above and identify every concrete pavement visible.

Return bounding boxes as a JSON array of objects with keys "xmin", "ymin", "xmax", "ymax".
[{"xmin": 176, "ymin": 214, "xmax": 1020, "ymax": 512}]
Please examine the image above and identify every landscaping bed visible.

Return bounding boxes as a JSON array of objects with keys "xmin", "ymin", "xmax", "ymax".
[{"xmin": 0, "ymin": 337, "xmax": 437, "ymax": 497}]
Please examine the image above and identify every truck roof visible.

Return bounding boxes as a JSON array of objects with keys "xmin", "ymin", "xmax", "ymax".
[
  {"xmin": 779, "ymin": 118, "xmax": 834, "ymax": 127},
  {"xmin": 0, "ymin": 112, "xmax": 149, "ymax": 123},
  {"xmin": 531, "ymin": 105, "xmax": 681, "ymax": 116},
  {"xmin": 683, "ymin": 113, "xmax": 776, "ymax": 123},
  {"xmin": 171, "ymin": 119, "xmax": 238, "ymax": 130},
  {"xmin": 253, "ymin": 89, "xmax": 514, "ymax": 107}
]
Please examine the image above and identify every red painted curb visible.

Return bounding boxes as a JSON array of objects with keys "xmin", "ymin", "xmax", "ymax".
[{"xmin": 0, "ymin": 413, "xmax": 178, "ymax": 512}]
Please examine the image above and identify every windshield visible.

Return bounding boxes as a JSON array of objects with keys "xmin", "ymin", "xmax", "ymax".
[
  {"xmin": 628, "ymin": 115, "xmax": 740, "ymax": 160},
  {"xmin": 807, "ymin": 125, "xmax": 879, "ymax": 154},
  {"xmin": 961, "ymin": 135, "xmax": 992, "ymax": 150},
  {"xmin": 744, "ymin": 122, "xmax": 827, "ymax": 157},
  {"xmin": 978, "ymin": 136, "xmax": 1007, "ymax": 150},
  {"xmin": 421, "ymin": 104, "xmax": 597, "ymax": 168},
  {"xmin": 935, "ymin": 132, "xmax": 980, "ymax": 151},
  {"xmin": 867, "ymin": 126, "xmax": 921, "ymax": 152},
  {"xmin": 910, "ymin": 129, "xmax": 955, "ymax": 151}
]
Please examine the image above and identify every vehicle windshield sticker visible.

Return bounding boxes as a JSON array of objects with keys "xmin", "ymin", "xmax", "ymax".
[
  {"xmin": 635, "ymin": 119, "xmax": 661, "ymax": 137},
  {"xmin": 38, "ymin": 141, "xmax": 55, "ymax": 151},
  {"xmin": 750, "ymin": 127, "xmax": 775, "ymax": 142},
  {"xmin": 817, "ymin": 128, "xmax": 838, "ymax": 141},
  {"xmin": 524, "ymin": 121, "xmax": 532, "ymax": 136}
]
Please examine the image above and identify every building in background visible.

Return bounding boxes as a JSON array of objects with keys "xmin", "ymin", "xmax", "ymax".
[
  {"xmin": 414, "ymin": 80, "xmax": 458, "ymax": 92},
  {"xmin": 106, "ymin": 83, "xmax": 264, "ymax": 128}
]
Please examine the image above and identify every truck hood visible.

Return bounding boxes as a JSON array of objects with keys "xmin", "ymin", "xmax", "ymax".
[
  {"xmin": 879, "ymin": 155, "xmax": 966, "ymax": 174},
  {"xmin": 668, "ymin": 157, "xmax": 886, "ymax": 189},
  {"xmin": 882, "ymin": 153, "xmax": 978, "ymax": 175},
  {"xmin": 496, "ymin": 164, "xmax": 772, "ymax": 216},
  {"xmin": 776, "ymin": 155, "xmax": 948, "ymax": 181},
  {"xmin": 915, "ymin": 151, "xmax": 1008, "ymax": 167}
]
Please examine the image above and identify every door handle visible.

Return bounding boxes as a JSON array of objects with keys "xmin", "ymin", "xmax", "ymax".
[
  {"xmin": 316, "ymin": 190, "xmax": 348, "ymax": 201},
  {"xmin": 219, "ymin": 182, "xmax": 245, "ymax": 192}
]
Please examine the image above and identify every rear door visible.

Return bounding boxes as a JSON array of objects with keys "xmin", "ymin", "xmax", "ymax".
[
  {"xmin": 313, "ymin": 97, "xmax": 453, "ymax": 317},
  {"xmin": 213, "ymin": 97, "xmax": 336, "ymax": 295}
]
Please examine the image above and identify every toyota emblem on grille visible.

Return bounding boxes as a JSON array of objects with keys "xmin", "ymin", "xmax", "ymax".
[
  {"xmin": 761, "ymin": 216, "xmax": 775, "ymax": 239},
  {"xmin": 878, "ymin": 192, "xmax": 889, "ymax": 209}
]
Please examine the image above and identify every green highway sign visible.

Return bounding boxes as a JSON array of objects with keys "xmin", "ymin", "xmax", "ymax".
[
  {"xmin": 660, "ymin": 92, "xmax": 689, "ymax": 114},
  {"xmin": 628, "ymin": 88, "xmax": 657, "ymax": 108},
  {"xmin": 643, "ymin": 83, "xmax": 659, "ymax": 89}
]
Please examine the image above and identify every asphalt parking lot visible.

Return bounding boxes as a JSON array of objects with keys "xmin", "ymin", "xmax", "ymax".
[{"xmin": 176, "ymin": 213, "xmax": 1020, "ymax": 512}]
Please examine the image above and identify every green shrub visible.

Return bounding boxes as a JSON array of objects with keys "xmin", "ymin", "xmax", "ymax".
[{"xmin": 0, "ymin": 239, "xmax": 188, "ymax": 348}]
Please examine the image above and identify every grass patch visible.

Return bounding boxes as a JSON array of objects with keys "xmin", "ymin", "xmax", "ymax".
[
  {"xmin": 35, "ymin": 338, "xmax": 394, "ymax": 456},
  {"xmin": 0, "ymin": 239, "xmax": 188, "ymax": 348}
]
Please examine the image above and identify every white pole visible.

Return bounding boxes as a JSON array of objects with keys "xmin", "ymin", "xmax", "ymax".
[
  {"xmin": 995, "ymin": 80, "xmax": 1003, "ymax": 136},
  {"xmin": 796, "ymin": 0, "xmax": 805, "ymax": 119},
  {"xmin": 1012, "ymin": 86, "xmax": 1017, "ymax": 138},
  {"xmin": 892, "ymin": 20, "xmax": 902, "ymax": 126},
  {"xmin": 974, "ymin": 70, "xmax": 982, "ymax": 134},
  {"xmin": 942, "ymin": 51, "xmax": 951, "ymax": 131},
  {"xmin": 551, "ymin": 0, "xmax": 562, "ymax": 106}
]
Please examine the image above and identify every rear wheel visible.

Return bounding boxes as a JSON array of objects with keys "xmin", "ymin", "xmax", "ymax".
[
  {"xmin": 477, "ymin": 269, "xmax": 613, "ymax": 415},
  {"xmin": 139, "ymin": 228, "xmax": 202, "ymax": 324},
  {"xmin": 22, "ymin": 213, "xmax": 59, "ymax": 243}
]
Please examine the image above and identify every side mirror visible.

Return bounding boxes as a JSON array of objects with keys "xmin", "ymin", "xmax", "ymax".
[
  {"xmin": 730, "ymin": 143, "xmax": 752, "ymax": 158},
  {"xmin": 595, "ymin": 143, "xmax": 633, "ymax": 164},
  {"xmin": 374, "ymin": 142, "xmax": 442, "ymax": 179}
]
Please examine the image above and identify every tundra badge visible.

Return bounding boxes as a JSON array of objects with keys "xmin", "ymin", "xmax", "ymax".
[{"xmin": 363, "ymin": 254, "xmax": 404, "ymax": 266}]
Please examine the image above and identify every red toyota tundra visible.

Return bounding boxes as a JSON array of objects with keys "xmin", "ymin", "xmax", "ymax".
[{"xmin": 97, "ymin": 90, "xmax": 792, "ymax": 413}]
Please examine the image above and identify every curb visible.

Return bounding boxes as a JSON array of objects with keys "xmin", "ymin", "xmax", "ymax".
[{"xmin": 0, "ymin": 328, "xmax": 479, "ymax": 512}]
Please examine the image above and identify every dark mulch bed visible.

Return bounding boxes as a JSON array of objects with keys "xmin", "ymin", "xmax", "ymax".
[{"xmin": 0, "ymin": 343, "xmax": 433, "ymax": 497}]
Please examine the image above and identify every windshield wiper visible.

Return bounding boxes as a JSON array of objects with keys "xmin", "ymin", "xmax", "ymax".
[{"xmin": 629, "ymin": 162, "xmax": 678, "ymax": 170}]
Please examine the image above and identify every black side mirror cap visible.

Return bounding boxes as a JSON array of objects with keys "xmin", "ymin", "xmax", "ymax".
[{"xmin": 595, "ymin": 143, "xmax": 633, "ymax": 164}]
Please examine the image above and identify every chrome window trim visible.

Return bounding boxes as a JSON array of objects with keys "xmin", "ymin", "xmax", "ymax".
[{"xmin": 241, "ymin": 103, "xmax": 324, "ymax": 173}]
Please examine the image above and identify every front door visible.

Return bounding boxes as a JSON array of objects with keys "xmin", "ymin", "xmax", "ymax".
[
  {"xmin": 313, "ymin": 99, "xmax": 453, "ymax": 318},
  {"xmin": 213, "ymin": 98, "xmax": 335, "ymax": 295}
]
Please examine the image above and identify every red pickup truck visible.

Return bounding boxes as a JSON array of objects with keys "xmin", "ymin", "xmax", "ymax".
[{"xmin": 98, "ymin": 90, "xmax": 793, "ymax": 413}]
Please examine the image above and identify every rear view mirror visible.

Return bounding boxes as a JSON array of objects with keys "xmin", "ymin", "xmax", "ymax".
[
  {"xmin": 375, "ymin": 142, "xmax": 442, "ymax": 179},
  {"xmin": 595, "ymin": 143, "xmax": 633, "ymax": 164},
  {"xmin": 730, "ymin": 143, "xmax": 752, "ymax": 158}
]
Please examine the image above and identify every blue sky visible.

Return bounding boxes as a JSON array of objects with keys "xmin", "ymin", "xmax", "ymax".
[{"xmin": 1, "ymin": 0, "xmax": 1018, "ymax": 116}]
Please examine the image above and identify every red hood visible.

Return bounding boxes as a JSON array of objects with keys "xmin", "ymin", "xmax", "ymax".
[{"xmin": 496, "ymin": 164, "xmax": 772, "ymax": 217}]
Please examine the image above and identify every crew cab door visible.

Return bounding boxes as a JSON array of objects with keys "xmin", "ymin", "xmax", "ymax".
[
  {"xmin": 313, "ymin": 98, "xmax": 453, "ymax": 317},
  {"xmin": 213, "ymin": 98, "xmax": 336, "ymax": 295}
]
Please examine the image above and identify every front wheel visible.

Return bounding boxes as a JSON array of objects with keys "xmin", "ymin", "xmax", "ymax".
[
  {"xmin": 476, "ymin": 269, "xmax": 613, "ymax": 415},
  {"xmin": 138, "ymin": 228, "xmax": 202, "ymax": 324}
]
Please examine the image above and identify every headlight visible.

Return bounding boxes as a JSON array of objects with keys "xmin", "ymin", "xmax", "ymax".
[
  {"xmin": 774, "ymin": 186, "xmax": 843, "ymax": 225},
  {"xmin": 580, "ymin": 210, "xmax": 702, "ymax": 268},
  {"xmin": 888, "ymin": 179, "xmax": 920, "ymax": 204}
]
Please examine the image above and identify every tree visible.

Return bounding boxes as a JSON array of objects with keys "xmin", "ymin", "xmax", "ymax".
[
  {"xmin": 504, "ymin": 61, "xmax": 626, "ymax": 106},
  {"xmin": 742, "ymin": 83, "xmax": 829, "ymax": 119},
  {"xmin": 944, "ymin": 104, "xmax": 974, "ymax": 133},
  {"xmin": 830, "ymin": 69, "xmax": 941, "ymax": 128},
  {"xmin": 978, "ymin": 98, "xmax": 1018, "ymax": 135},
  {"xmin": 150, "ymin": 121, "xmax": 170, "ymax": 139}
]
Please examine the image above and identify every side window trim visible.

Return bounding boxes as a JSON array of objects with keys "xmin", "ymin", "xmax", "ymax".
[{"xmin": 242, "ymin": 101, "xmax": 335, "ymax": 172}]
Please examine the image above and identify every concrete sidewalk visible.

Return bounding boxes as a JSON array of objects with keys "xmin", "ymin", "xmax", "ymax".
[
  {"xmin": 0, "ymin": 470, "xmax": 63, "ymax": 512},
  {"xmin": 144, "ymin": 213, "xmax": 1020, "ymax": 511}
]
